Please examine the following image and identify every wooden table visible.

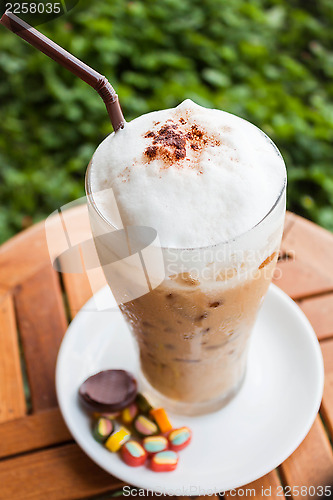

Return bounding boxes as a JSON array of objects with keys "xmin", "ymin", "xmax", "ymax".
[{"xmin": 0, "ymin": 209, "xmax": 333, "ymax": 500}]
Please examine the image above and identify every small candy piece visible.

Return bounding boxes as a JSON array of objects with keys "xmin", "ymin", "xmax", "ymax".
[
  {"xmin": 92, "ymin": 411, "xmax": 120, "ymax": 420},
  {"xmin": 150, "ymin": 450, "xmax": 179, "ymax": 472},
  {"xmin": 168, "ymin": 427, "xmax": 192, "ymax": 451},
  {"xmin": 92, "ymin": 417, "xmax": 114, "ymax": 443},
  {"xmin": 142, "ymin": 435, "xmax": 169, "ymax": 455},
  {"xmin": 149, "ymin": 407, "xmax": 172, "ymax": 434},
  {"xmin": 133, "ymin": 415, "xmax": 158, "ymax": 437},
  {"xmin": 79, "ymin": 370, "xmax": 137, "ymax": 413},
  {"xmin": 121, "ymin": 403, "xmax": 138, "ymax": 425},
  {"xmin": 105, "ymin": 426, "xmax": 130, "ymax": 452},
  {"xmin": 136, "ymin": 393, "xmax": 153, "ymax": 413},
  {"xmin": 121, "ymin": 440, "xmax": 148, "ymax": 467}
]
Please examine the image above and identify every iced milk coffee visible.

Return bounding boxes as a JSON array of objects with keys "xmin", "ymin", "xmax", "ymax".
[{"xmin": 86, "ymin": 100, "xmax": 286, "ymax": 415}]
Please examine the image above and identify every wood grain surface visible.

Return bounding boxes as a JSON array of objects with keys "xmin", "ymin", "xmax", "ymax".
[
  {"xmin": 14, "ymin": 264, "xmax": 68, "ymax": 411},
  {"xmin": 0, "ymin": 290, "xmax": 26, "ymax": 422},
  {"xmin": 321, "ymin": 339, "xmax": 333, "ymax": 441},
  {"xmin": 0, "ymin": 444, "xmax": 124, "ymax": 500},
  {"xmin": 224, "ymin": 471, "xmax": 285, "ymax": 499},
  {"xmin": 280, "ymin": 416, "xmax": 333, "ymax": 490},
  {"xmin": 0, "ymin": 408, "xmax": 72, "ymax": 459}
]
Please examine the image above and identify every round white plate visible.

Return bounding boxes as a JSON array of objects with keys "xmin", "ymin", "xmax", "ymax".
[{"xmin": 56, "ymin": 284, "xmax": 324, "ymax": 496}]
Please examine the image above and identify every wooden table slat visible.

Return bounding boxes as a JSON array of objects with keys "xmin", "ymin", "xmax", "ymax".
[
  {"xmin": 14, "ymin": 265, "xmax": 68, "ymax": 412},
  {"xmin": 193, "ymin": 496, "xmax": 219, "ymax": 499},
  {"xmin": 0, "ymin": 408, "xmax": 72, "ymax": 459},
  {"xmin": 279, "ymin": 416, "xmax": 333, "ymax": 491},
  {"xmin": 321, "ymin": 339, "xmax": 333, "ymax": 442},
  {"xmin": 0, "ymin": 291, "xmax": 26, "ymax": 423},
  {"xmin": 0, "ymin": 443, "xmax": 123, "ymax": 500},
  {"xmin": 273, "ymin": 258, "xmax": 333, "ymax": 301},
  {"xmin": 0, "ymin": 205, "xmax": 87, "ymax": 289},
  {"xmin": 274, "ymin": 214, "xmax": 333, "ymax": 300},
  {"xmin": 192, "ymin": 495, "xmax": 220, "ymax": 500},
  {"xmin": 0, "ymin": 222, "xmax": 50, "ymax": 289},
  {"xmin": 224, "ymin": 471, "xmax": 285, "ymax": 499},
  {"xmin": 298, "ymin": 294, "xmax": 333, "ymax": 342}
]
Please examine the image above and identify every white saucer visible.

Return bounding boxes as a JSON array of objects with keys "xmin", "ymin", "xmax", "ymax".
[{"xmin": 56, "ymin": 284, "xmax": 324, "ymax": 495}]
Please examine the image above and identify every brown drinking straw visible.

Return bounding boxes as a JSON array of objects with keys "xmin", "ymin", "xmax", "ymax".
[{"xmin": 0, "ymin": 11, "xmax": 125, "ymax": 132}]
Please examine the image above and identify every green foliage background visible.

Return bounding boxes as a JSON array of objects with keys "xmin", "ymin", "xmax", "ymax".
[{"xmin": 0, "ymin": 0, "xmax": 333, "ymax": 243}]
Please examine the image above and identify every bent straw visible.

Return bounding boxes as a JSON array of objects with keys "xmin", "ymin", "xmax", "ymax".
[{"xmin": 0, "ymin": 11, "xmax": 125, "ymax": 131}]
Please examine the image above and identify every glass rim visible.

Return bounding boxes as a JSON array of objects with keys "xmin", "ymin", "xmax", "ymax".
[{"xmin": 85, "ymin": 159, "xmax": 286, "ymax": 252}]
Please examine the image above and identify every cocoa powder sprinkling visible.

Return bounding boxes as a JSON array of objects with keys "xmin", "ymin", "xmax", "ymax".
[
  {"xmin": 144, "ymin": 124, "xmax": 187, "ymax": 163},
  {"xmin": 145, "ymin": 145, "xmax": 157, "ymax": 160},
  {"xmin": 143, "ymin": 118, "xmax": 220, "ymax": 170}
]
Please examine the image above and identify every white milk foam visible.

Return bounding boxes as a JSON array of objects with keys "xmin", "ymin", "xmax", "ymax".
[{"xmin": 90, "ymin": 100, "xmax": 286, "ymax": 248}]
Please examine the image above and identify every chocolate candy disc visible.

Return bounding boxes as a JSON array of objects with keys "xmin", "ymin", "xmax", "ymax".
[
  {"xmin": 92, "ymin": 411, "xmax": 120, "ymax": 420},
  {"xmin": 79, "ymin": 370, "xmax": 137, "ymax": 413}
]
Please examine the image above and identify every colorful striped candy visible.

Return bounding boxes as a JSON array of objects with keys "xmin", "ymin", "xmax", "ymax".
[
  {"xmin": 121, "ymin": 440, "xmax": 147, "ymax": 467},
  {"xmin": 149, "ymin": 407, "xmax": 172, "ymax": 434},
  {"xmin": 105, "ymin": 426, "xmax": 130, "ymax": 452},
  {"xmin": 142, "ymin": 435, "xmax": 169, "ymax": 455},
  {"xmin": 150, "ymin": 450, "xmax": 179, "ymax": 472},
  {"xmin": 136, "ymin": 393, "xmax": 153, "ymax": 414},
  {"xmin": 135, "ymin": 392, "xmax": 153, "ymax": 413},
  {"xmin": 168, "ymin": 426, "xmax": 192, "ymax": 451},
  {"xmin": 121, "ymin": 403, "xmax": 138, "ymax": 425},
  {"xmin": 134, "ymin": 415, "xmax": 158, "ymax": 437},
  {"xmin": 92, "ymin": 417, "xmax": 114, "ymax": 443}
]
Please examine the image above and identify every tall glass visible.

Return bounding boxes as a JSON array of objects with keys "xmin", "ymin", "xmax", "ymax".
[{"xmin": 86, "ymin": 145, "xmax": 286, "ymax": 416}]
